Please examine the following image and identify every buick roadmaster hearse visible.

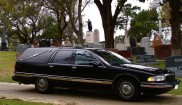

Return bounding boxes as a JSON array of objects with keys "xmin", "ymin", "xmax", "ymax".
[{"xmin": 13, "ymin": 47, "xmax": 180, "ymax": 101}]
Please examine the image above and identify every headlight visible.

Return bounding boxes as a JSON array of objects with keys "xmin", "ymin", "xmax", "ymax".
[{"xmin": 147, "ymin": 75, "xmax": 165, "ymax": 82}]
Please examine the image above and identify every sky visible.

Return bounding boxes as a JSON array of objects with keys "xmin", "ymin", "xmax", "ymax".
[{"xmin": 83, "ymin": 0, "xmax": 152, "ymax": 41}]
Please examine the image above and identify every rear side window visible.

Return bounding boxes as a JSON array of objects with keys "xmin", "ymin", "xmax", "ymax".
[
  {"xmin": 53, "ymin": 50, "xmax": 73, "ymax": 64},
  {"xmin": 19, "ymin": 48, "xmax": 57, "ymax": 63}
]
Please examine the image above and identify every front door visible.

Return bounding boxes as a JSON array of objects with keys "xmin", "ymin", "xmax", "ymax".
[{"xmin": 72, "ymin": 50, "xmax": 110, "ymax": 84}]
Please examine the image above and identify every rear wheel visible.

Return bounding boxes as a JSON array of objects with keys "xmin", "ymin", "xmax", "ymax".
[
  {"xmin": 35, "ymin": 78, "xmax": 53, "ymax": 93},
  {"xmin": 116, "ymin": 78, "xmax": 140, "ymax": 101}
]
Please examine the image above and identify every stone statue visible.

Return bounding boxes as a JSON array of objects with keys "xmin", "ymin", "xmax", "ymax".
[{"xmin": 87, "ymin": 19, "xmax": 92, "ymax": 31}]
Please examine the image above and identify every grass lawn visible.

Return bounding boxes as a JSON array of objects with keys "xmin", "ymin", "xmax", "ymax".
[
  {"xmin": 0, "ymin": 51, "xmax": 16, "ymax": 82},
  {"xmin": 0, "ymin": 98, "xmax": 52, "ymax": 105},
  {"xmin": 0, "ymin": 51, "xmax": 181, "ymax": 95}
]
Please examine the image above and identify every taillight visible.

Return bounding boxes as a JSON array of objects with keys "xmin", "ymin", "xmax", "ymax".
[{"xmin": 14, "ymin": 63, "xmax": 16, "ymax": 72}]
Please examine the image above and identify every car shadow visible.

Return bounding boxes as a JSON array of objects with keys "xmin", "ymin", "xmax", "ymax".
[{"xmin": 21, "ymin": 87, "xmax": 180, "ymax": 104}]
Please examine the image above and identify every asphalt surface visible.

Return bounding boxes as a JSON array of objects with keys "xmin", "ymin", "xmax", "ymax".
[{"xmin": 0, "ymin": 82, "xmax": 182, "ymax": 105}]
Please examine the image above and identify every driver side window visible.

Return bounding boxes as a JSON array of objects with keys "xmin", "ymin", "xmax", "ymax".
[{"xmin": 74, "ymin": 50, "xmax": 99, "ymax": 65}]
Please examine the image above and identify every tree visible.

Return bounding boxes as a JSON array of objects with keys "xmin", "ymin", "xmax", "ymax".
[
  {"xmin": 116, "ymin": 3, "xmax": 140, "ymax": 37},
  {"xmin": 43, "ymin": 0, "xmax": 70, "ymax": 44},
  {"xmin": 0, "ymin": 0, "xmax": 44, "ymax": 44},
  {"xmin": 128, "ymin": 9, "xmax": 158, "ymax": 42},
  {"xmin": 65, "ymin": 0, "xmax": 90, "ymax": 45},
  {"xmin": 166, "ymin": 0, "xmax": 182, "ymax": 55},
  {"xmin": 40, "ymin": 16, "xmax": 59, "ymax": 39},
  {"xmin": 94, "ymin": 0, "xmax": 127, "ymax": 48}
]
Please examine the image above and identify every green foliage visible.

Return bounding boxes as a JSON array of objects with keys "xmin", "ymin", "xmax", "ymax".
[
  {"xmin": 116, "ymin": 3, "xmax": 141, "ymax": 30},
  {"xmin": 115, "ymin": 35, "xmax": 125, "ymax": 43},
  {"xmin": 0, "ymin": 51, "xmax": 16, "ymax": 82},
  {"xmin": 0, "ymin": 98, "xmax": 52, "ymax": 105},
  {"xmin": 161, "ymin": 2, "xmax": 171, "ymax": 27},
  {"xmin": 128, "ymin": 9, "xmax": 158, "ymax": 42},
  {"xmin": 38, "ymin": 16, "xmax": 60, "ymax": 40}
]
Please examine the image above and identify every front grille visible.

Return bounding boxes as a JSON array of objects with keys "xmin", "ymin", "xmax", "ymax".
[{"xmin": 165, "ymin": 74, "xmax": 175, "ymax": 83}]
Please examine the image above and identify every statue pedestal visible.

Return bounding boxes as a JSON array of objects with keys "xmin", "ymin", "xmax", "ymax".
[{"xmin": 85, "ymin": 31, "xmax": 94, "ymax": 43}]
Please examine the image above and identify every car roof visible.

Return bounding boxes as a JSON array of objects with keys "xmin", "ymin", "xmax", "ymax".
[{"xmin": 59, "ymin": 46, "xmax": 103, "ymax": 51}]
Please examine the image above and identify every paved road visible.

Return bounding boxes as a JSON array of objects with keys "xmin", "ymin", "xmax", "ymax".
[{"xmin": 0, "ymin": 82, "xmax": 182, "ymax": 105}]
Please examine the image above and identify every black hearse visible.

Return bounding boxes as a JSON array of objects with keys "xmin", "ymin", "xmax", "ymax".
[{"xmin": 13, "ymin": 47, "xmax": 180, "ymax": 101}]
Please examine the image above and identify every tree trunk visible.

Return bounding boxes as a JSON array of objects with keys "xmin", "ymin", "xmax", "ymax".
[
  {"xmin": 102, "ymin": 17, "xmax": 114, "ymax": 48},
  {"xmin": 78, "ymin": 0, "xmax": 84, "ymax": 45},
  {"xmin": 94, "ymin": 0, "xmax": 114, "ymax": 48},
  {"xmin": 168, "ymin": 0, "xmax": 182, "ymax": 56},
  {"xmin": 94, "ymin": 0, "xmax": 126, "ymax": 48}
]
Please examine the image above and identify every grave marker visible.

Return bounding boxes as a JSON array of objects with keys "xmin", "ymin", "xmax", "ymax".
[{"xmin": 166, "ymin": 56, "xmax": 182, "ymax": 77}]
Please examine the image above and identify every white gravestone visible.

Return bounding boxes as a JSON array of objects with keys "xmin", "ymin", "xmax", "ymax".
[
  {"xmin": 140, "ymin": 37, "xmax": 154, "ymax": 55},
  {"xmin": 116, "ymin": 43, "xmax": 125, "ymax": 50}
]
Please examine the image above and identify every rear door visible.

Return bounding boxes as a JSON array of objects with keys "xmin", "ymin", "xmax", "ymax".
[{"xmin": 48, "ymin": 50, "xmax": 74, "ymax": 78}]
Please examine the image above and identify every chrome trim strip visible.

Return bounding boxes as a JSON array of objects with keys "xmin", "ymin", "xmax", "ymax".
[
  {"xmin": 14, "ymin": 72, "xmax": 112, "ymax": 85},
  {"xmin": 140, "ymin": 84, "xmax": 173, "ymax": 88}
]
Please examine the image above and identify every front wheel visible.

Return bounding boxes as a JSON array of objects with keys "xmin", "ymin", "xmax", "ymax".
[
  {"xmin": 116, "ymin": 78, "xmax": 140, "ymax": 101},
  {"xmin": 35, "ymin": 78, "xmax": 53, "ymax": 93}
]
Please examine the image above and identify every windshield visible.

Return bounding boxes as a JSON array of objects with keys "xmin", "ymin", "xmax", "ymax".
[{"xmin": 93, "ymin": 50, "xmax": 132, "ymax": 66}]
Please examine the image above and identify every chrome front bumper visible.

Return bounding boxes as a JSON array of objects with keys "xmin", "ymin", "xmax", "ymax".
[{"xmin": 140, "ymin": 79, "xmax": 180, "ymax": 89}]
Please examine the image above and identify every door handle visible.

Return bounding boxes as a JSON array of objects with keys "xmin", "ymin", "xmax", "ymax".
[
  {"xmin": 49, "ymin": 65, "xmax": 53, "ymax": 68},
  {"xmin": 72, "ymin": 66, "xmax": 76, "ymax": 69}
]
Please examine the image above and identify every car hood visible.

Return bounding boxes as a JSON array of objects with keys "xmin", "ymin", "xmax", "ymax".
[{"xmin": 122, "ymin": 64, "xmax": 159, "ymax": 71}]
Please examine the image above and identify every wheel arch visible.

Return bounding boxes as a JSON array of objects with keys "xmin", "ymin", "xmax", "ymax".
[{"xmin": 112, "ymin": 74, "xmax": 141, "ymax": 91}]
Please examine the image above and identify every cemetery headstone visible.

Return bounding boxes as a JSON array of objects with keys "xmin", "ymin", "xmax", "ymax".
[
  {"xmin": 130, "ymin": 37, "xmax": 137, "ymax": 47},
  {"xmin": 118, "ymin": 50, "xmax": 132, "ymax": 58},
  {"xmin": 135, "ymin": 55, "xmax": 156, "ymax": 64},
  {"xmin": 39, "ymin": 40, "xmax": 50, "ymax": 47},
  {"xmin": 116, "ymin": 43, "xmax": 125, "ymax": 50},
  {"xmin": 87, "ymin": 43, "xmax": 94, "ymax": 48},
  {"xmin": 140, "ymin": 37, "xmax": 150, "ymax": 48},
  {"xmin": 128, "ymin": 47, "xmax": 145, "ymax": 56},
  {"xmin": 166, "ymin": 56, "xmax": 182, "ymax": 77},
  {"xmin": 152, "ymin": 35, "xmax": 162, "ymax": 48},
  {"xmin": 140, "ymin": 37, "xmax": 154, "ymax": 55},
  {"xmin": 65, "ymin": 37, "xmax": 71, "ymax": 46},
  {"xmin": 154, "ymin": 45, "xmax": 171, "ymax": 59}
]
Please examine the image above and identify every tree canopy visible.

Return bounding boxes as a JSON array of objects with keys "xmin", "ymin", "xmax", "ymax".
[{"xmin": 128, "ymin": 9, "xmax": 158, "ymax": 42}]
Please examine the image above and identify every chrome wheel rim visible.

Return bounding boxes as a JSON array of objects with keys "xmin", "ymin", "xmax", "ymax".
[
  {"xmin": 119, "ymin": 82, "xmax": 134, "ymax": 97},
  {"xmin": 38, "ymin": 78, "xmax": 47, "ymax": 89}
]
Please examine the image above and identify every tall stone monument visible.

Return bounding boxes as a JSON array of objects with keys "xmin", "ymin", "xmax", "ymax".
[
  {"xmin": 93, "ymin": 29, "xmax": 100, "ymax": 45},
  {"xmin": 85, "ymin": 19, "xmax": 94, "ymax": 44},
  {"xmin": 1, "ymin": 28, "xmax": 8, "ymax": 51}
]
